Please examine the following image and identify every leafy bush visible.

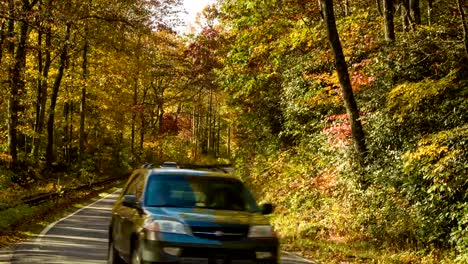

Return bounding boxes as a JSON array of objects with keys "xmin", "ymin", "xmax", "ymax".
[
  {"xmin": 402, "ymin": 126, "xmax": 468, "ymax": 247},
  {"xmin": 0, "ymin": 205, "xmax": 37, "ymax": 231}
]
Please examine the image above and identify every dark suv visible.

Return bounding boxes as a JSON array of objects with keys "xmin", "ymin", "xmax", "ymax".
[{"xmin": 108, "ymin": 168, "xmax": 279, "ymax": 264}]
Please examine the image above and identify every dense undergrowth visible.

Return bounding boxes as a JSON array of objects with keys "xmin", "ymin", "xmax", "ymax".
[{"xmin": 226, "ymin": 6, "xmax": 468, "ymax": 263}]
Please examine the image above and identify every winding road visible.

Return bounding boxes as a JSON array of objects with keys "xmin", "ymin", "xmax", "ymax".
[{"xmin": 0, "ymin": 191, "xmax": 314, "ymax": 264}]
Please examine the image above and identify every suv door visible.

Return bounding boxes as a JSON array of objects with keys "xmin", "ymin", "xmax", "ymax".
[{"xmin": 113, "ymin": 171, "xmax": 146, "ymax": 257}]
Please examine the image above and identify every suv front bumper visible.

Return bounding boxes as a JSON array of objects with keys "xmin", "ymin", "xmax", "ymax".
[{"xmin": 139, "ymin": 231, "xmax": 279, "ymax": 264}]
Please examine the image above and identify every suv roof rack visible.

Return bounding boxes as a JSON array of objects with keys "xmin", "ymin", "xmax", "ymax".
[
  {"xmin": 141, "ymin": 163, "xmax": 153, "ymax": 169},
  {"xmin": 177, "ymin": 164, "xmax": 231, "ymax": 174}
]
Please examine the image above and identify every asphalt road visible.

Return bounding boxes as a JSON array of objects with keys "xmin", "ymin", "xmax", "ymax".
[{"xmin": 0, "ymin": 191, "xmax": 314, "ymax": 264}]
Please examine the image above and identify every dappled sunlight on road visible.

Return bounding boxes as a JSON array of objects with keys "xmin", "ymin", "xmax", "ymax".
[{"xmin": 10, "ymin": 192, "xmax": 119, "ymax": 264}]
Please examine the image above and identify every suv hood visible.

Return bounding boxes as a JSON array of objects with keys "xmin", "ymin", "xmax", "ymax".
[{"xmin": 144, "ymin": 207, "xmax": 270, "ymax": 226}]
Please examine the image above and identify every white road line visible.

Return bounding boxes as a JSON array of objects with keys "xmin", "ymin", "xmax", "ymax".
[{"xmin": 35, "ymin": 190, "xmax": 120, "ymax": 244}]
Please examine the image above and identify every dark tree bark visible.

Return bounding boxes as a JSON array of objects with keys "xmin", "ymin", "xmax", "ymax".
[
  {"xmin": 131, "ymin": 77, "xmax": 138, "ymax": 157},
  {"xmin": 64, "ymin": 101, "xmax": 70, "ymax": 162},
  {"xmin": 383, "ymin": 0, "xmax": 395, "ymax": 42},
  {"xmin": 32, "ymin": 25, "xmax": 51, "ymax": 157},
  {"xmin": 457, "ymin": 0, "xmax": 468, "ymax": 59},
  {"xmin": 0, "ymin": 21, "xmax": 5, "ymax": 66},
  {"xmin": 409, "ymin": 0, "xmax": 421, "ymax": 24},
  {"xmin": 319, "ymin": 0, "xmax": 367, "ymax": 161},
  {"xmin": 8, "ymin": 0, "xmax": 34, "ymax": 169},
  {"xmin": 46, "ymin": 24, "xmax": 70, "ymax": 166},
  {"xmin": 79, "ymin": 35, "xmax": 88, "ymax": 165},
  {"xmin": 139, "ymin": 87, "xmax": 149, "ymax": 153},
  {"xmin": 33, "ymin": 29, "xmax": 43, "ymax": 156},
  {"xmin": 6, "ymin": 0, "xmax": 18, "ymax": 169}
]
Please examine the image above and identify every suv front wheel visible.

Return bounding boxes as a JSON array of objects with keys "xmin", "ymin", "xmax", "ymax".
[
  {"xmin": 130, "ymin": 240, "xmax": 143, "ymax": 264},
  {"xmin": 107, "ymin": 240, "xmax": 124, "ymax": 264}
]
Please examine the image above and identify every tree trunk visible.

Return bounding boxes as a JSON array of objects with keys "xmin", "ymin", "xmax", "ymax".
[
  {"xmin": 227, "ymin": 125, "xmax": 231, "ymax": 158},
  {"xmin": 140, "ymin": 114, "xmax": 145, "ymax": 152},
  {"xmin": 69, "ymin": 101, "xmax": 73, "ymax": 162},
  {"xmin": 409, "ymin": 0, "xmax": 421, "ymax": 24},
  {"xmin": 32, "ymin": 25, "xmax": 51, "ymax": 157},
  {"xmin": 46, "ymin": 24, "xmax": 70, "ymax": 166},
  {"xmin": 8, "ymin": 0, "xmax": 32, "ymax": 169},
  {"xmin": 131, "ymin": 78, "xmax": 137, "ymax": 158},
  {"xmin": 319, "ymin": 0, "xmax": 367, "ymax": 161},
  {"xmin": 6, "ymin": 0, "xmax": 17, "ymax": 169},
  {"xmin": 376, "ymin": 0, "xmax": 383, "ymax": 16},
  {"xmin": 0, "ymin": 21, "xmax": 5, "ymax": 66},
  {"xmin": 383, "ymin": 0, "xmax": 395, "ymax": 42},
  {"xmin": 343, "ymin": 0, "xmax": 350, "ymax": 16},
  {"xmin": 158, "ymin": 98, "xmax": 164, "ymax": 134},
  {"xmin": 427, "ymin": 0, "xmax": 433, "ymax": 25},
  {"xmin": 457, "ymin": 0, "xmax": 468, "ymax": 59},
  {"xmin": 401, "ymin": 0, "xmax": 412, "ymax": 31},
  {"xmin": 64, "ymin": 101, "xmax": 70, "ymax": 162},
  {"xmin": 33, "ymin": 29, "xmax": 43, "ymax": 157},
  {"xmin": 79, "ymin": 36, "xmax": 88, "ymax": 165},
  {"xmin": 139, "ymin": 88, "xmax": 148, "ymax": 153}
]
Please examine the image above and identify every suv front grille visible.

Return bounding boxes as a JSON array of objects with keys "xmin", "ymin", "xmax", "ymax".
[{"xmin": 190, "ymin": 225, "xmax": 249, "ymax": 241}]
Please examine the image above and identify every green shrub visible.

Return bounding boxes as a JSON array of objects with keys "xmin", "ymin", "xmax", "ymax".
[
  {"xmin": 0, "ymin": 204, "xmax": 37, "ymax": 232},
  {"xmin": 402, "ymin": 126, "xmax": 468, "ymax": 247}
]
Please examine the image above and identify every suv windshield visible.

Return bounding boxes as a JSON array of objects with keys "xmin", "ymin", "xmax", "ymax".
[{"xmin": 144, "ymin": 175, "xmax": 260, "ymax": 212}]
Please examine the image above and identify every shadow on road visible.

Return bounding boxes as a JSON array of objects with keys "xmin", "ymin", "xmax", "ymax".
[{"xmin": 10, "ymin": 194, "xmax": 117, "ymax": 264}]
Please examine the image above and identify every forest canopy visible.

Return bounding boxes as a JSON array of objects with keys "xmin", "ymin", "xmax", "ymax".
[{"xmin": 1, "ymin": 0, "xmax": 468, "ymax": 262}]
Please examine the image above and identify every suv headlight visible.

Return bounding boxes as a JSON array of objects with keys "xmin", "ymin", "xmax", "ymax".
[
  {"xmin": 144, "ymin": 219, "xmax": 190, "ymax": 235},
  {"xmin": 248, "ymin": 225, "xmax": 275, "ymax": 238}
]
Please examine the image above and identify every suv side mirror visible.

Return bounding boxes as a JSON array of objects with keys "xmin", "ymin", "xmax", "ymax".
[
  {"xmin": 122, "ymin": 195, "xmax": 140, "ymax": 209},
  {"xmin": 260, "ymin": 203, "xmax": 274, "ymax": 215}
]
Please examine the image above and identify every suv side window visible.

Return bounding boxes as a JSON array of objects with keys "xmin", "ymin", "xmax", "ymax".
[
  {"xmin": 122, "ymin": 172, "xmax": 140, "ymax": 196},
  {"xmin": 123, "ymin": 171, "xmax": 146, "ymax": 199},
  {"xmin": 135, "ymin": 173, "xmax": 146, "ymax": 199}
]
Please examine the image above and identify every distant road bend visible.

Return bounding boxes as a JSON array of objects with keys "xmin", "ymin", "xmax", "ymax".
[{"xmin": 2, "ymin": 191, "xmax": 314, "ymax": 264}]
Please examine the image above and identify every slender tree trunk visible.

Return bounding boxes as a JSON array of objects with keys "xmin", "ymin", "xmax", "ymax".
[
  {"xmin": 376, "ymin": 0, "xmax": 383, "ymax": 16},
  {"xmin": 208, "ymin": 89, "xmax": 213, "ymax": 154},
  {"xmin": 139, "ymin": 88, "xmax": 148, "ymax": 153},
  {"xmin": 0, "ymin": 21, "xmax": 5, "ymax": 66},
  {"xmin": 140, "ymin": 115, "xmax": 145, "ymax": 152},
  {"xmin": 69, "ymin": 102, "xmax": 73, "ymax": 162},
  {"xmin": 32, "ymin": 26, "xmax": 51, "ymax": 157},
  {"xmin": 319, "ymin": 0, "xmax": 367, "ymax": 161},
  {"xmin": 158, "ymin": 96, "xmax": 164, "ymax": 134},
  {"xmin": 8, "ymin": 0, "xmax": 32, "ymax": 168},
  {"xmin": 427, "ymin": 0, "xmax": 433, "ymax": 25},
  {"xmin": 196, "ymin": 103, "xmax": 201, "ymax": 158},
  {"xmin": 79, "ymin": 36, "xmax": 88, "ymax": 165},
  {"xmin": 131, "ymin": 78, "xmax": 137, "ymax": 158},
  {"xmin": 216, "ymin": 111, "xmax": 220, "ymax": 157},
  {"xmin": 33, "ymin": 29, "xmax": 43, "ymax": 156},
  {"xmin": 64, "ymin": 101, "xmax": 70, "ymax": 162},
  {"xmin": 409, "ymin": 0, "xmax": 421, "ymax": 24},
  {"xmin": 383, "ymin": 0, "xmax": 395, "ymax": 42},
  {"xmin": 46, "ymin": 24, "xmax": 70, "ymax": 166},
  {"xmin": 227, "ymin": 125, "xmax": 231, "ymax": 158},
  {"xmin": 343, "ymin": 0, "xmax": 349, "ymax": 16},
  {"xmin": 6, "ymin": 0, "xmax": 17, "ymax": 169},
  {"xmin": 401, "ymin": 0, "xmax": 412, "ymax": 31},
  {"xmin": 457, "ymin": 0, "xmax": 468, "ymax": 59}
]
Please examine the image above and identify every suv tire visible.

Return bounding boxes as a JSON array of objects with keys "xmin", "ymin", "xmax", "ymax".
[{"xmin": 107, "ymin": 240, "xmax": 124, "ymax": 264}]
